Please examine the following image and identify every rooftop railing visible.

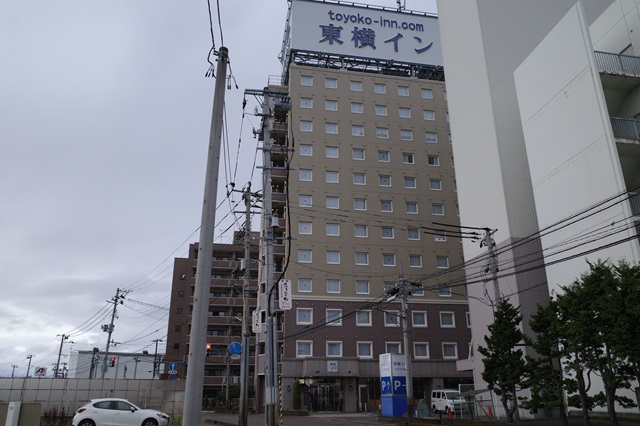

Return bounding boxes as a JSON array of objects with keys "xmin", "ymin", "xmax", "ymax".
[
  {"xmin": 594, "ymin": 51, "xmax": 640, "ymax": 75},
  {"xmin": 610, "ymin": 117, "xmax": 640, "ymax": 141}
]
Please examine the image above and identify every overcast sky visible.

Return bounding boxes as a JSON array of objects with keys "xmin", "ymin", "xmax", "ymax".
[{"xmin": 0, "ymin": 0, "xmax": 436, "ymax": 378}]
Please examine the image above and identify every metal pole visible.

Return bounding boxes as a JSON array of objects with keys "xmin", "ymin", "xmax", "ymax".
[
  {"xmin": 26, "ymin": 355, "xmax": 33, "ymax": 378},
  {"xmin": 239, "ymin": 184, "xmax": 252, "ymax": 426},
  {"xmin": 183, "ymin": 46, "xmax": 228, "ymax": 426},
  {"xmin": 102, "ymin": 288, "xmax": 121, "ymax": 378},
  {"xmin": 483, "ymin": 228, "xmax": 500, "ymax": 308},
  {"xmin": 11, "ymin": 365, "xmax": 17, "ymax": 378},
  {"xmin": 400, "ymin": 273, "xmax": 414, "ymax": 419},
  {"xmin": 152, "ymin": 339, "xmax": 162, "ymax": 378},
  {"xmin": 55, "ymin": 334, "xmax": 68, "ymax": 378}
]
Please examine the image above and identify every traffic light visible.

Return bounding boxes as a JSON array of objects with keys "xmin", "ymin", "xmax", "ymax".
[
  {"xmin": 205, "ymin": 343, "xmax": 211, "ymax": 357},
  {"xmin": 110, "ymin": 357, "xmax": 116, "ymax": 367}
]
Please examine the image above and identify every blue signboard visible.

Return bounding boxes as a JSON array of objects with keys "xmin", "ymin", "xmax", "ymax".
[{"xmin": 229, "ymin": 342, "xmax": 242, "ymax": 355}]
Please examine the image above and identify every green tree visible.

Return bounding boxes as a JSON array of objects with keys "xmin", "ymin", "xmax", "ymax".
[{"xmin": 478, "ymin": 299, "xmax": 531, "ymax": 423}]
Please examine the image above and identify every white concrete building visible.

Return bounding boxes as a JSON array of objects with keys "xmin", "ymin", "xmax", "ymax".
[{"xmin": 68, "ymin": 350, "xmax": 161, "ymax": 380}]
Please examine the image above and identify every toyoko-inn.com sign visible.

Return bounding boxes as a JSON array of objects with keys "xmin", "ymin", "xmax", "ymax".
[{"xmin": 287, "ymin": 0, "xmax": 442, "ymax": 66}]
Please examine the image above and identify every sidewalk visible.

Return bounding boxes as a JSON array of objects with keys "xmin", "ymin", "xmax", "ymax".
[{"xmin": 202, "ymin": 411, "xmax": 383, "ymax": 426}]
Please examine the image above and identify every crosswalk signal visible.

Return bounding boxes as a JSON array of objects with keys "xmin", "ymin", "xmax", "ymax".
[
  {"xmin": 205, "ymin": 343, "xmax": 211, "ymax": 357},
  {"xmin": 110, "ymin": 357, "xmax": 116, "ymax": 367}
]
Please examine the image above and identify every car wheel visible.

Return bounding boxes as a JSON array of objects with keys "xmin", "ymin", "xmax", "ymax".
[
  {"xmin": 78, "ymin": 420, "xmax": 95, "ymax": 426},
  {"xmin": 141, "ymin": 419, "xmax": 158, "ymax": 426}
]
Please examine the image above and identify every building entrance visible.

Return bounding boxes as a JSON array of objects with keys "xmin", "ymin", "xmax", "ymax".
[{"xmin": 306, "ymin": 380, "xmax": 342, "ymax": 412}]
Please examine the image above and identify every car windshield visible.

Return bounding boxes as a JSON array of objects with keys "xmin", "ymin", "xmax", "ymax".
[{"xmin": 445, "ymin": 391, "xmax": 462, "ymax": 399}]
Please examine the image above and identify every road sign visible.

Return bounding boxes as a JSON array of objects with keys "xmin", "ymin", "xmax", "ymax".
[
  {"xmin": 168, "ymin": 362, "xmax": 178, "ymax": 375},
  {"xmin": 229, "ymin": 341, "xmax": 242, "ymax": 355},
  {"xmin": 169, "ymin": 374, "xmax": 177, "ymax": 380}
]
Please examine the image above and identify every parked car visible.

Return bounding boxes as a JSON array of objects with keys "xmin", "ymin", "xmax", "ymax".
[
  {"xmin": 72, "ymin": 398, "xmax": 170, "ymax": 426},
  {"xmin": 430, "ymin": 389, "xmax": 466, "ymax": 414}
]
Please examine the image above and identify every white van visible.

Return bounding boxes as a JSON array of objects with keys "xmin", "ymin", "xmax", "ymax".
[{"xmin": 430, "ymin": 389, "xmax": 466, "ymax": 414}]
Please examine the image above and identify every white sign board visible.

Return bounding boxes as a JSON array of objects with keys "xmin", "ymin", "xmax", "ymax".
[
  {"xmin": 278, "ymin": 279, "xmax": 292, "ymax": 310},
  {"xmin": 34, "ymin": 367, "xmax": 47, "ymax": 377},
  {"xmin": 252, "ymin": 310, "xmax": 261, "ymax": 333},
  {"xmin": 288, "ymin": 0, "xmax": 442, "ymax": 66}
]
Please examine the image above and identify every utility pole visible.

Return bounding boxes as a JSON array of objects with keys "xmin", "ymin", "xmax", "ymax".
[
  {"xmin": 102, "ymin": 288, "xmax": 125, "ymax": 378},
  {"xmin": 26, "ymin": 355, "xmax": 33, "ymax": 378},
  {"xmin": 152, "ymin": 339, "xmax": 163, "ymax": 378},
  {"xmin": 55, "ymin": 334, "xmax": 69, "ymax": 378},
  {"xmin": 399, "ymin": 272, "xmax": 414, "ymax": 419},
  {"xmin": 481, "ymin": 228, "xmax": 500, "ymax": 308},
  {"xmin": 11, "ymin": 364, "xmax": 17, "ymax": 378},
  {"xmin": 183, "ymin": 46, "xmax": 228, "ymax": 426},
  {"xmin": 133, "ymin": 357, "xmax": 139, "ymax": 379},
  {"xmin": 239, "ymin": 184, "xmax": 252, "ymax": 426}
]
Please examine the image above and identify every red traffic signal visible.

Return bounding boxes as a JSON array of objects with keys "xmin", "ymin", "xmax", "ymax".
[
  {"xmin": 205, "ymin": 343, "xmax": 211, "ymax": 357},
  {"xmin": 110, "ymin": 357, "xmax": 116, "ymax": 367}
]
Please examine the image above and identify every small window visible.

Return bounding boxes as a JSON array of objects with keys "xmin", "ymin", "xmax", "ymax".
[
  {"xmin": 383, "ymin": 253, "xmax": 396, "ymax": 266},
  {"xmin": 326, "ymin": 171, "xmax": 339, "ymax": 183},
  {"xmin": 403, "ymin": 153, "xmax": 415, "ymax": 164},
  {"xmin": 325, "ymin": 122, "xmax": 338, "ymax": 134},
  {"xmin": 326, "ymin": 251, "xmax": 340, "ymax": 264},
  {"xmin": 301, "ymin": 75, "xmax": 313, "ymax": 86},
  {"xmin": 407, "ymin": 227, "xmax": 420, "ymax": 240},
  {"xmin": 381, "ymin": 226, "xmax": 394, "ymax": 239},
  {"xmin": 357, "ymin": 342, "xmax": 373, "ymax": 358},
  {"xmin": 398, "ymin": 86, "xmax": 409, "ymax": 96},
  {"xmin": 298, "ymin": 278, "xmax": 312, "ymax": 292},
  {"xmin": 298, "ymin": 221, "xmax": 312, "ymax": 235},
  {"xmin": 355, "ymin": 252, "xmax": 369, "ymax": 265},
  {"xmin": 353, "ymin": 173, "xmax": 366, "ymax": 185},
  {"xmin": 327, "ymin": 341, "xmax": 343, "ymax": 356},
  {"xmin": 298, "ymin": 249, "xmax": 312, "ymax": 263},
  {"xmin": 300, "ymin": 98, "xmax": 313, "ymax": 109},
  {"xmin": 412, "ymin": 311, "xmax": 427, "ymax": 327},
  {"xmin": 300, "ymin": 144, "xmax": 313, "ymax": 156},
  {"xmin": 297, "ymin": 308, "xmax": 313, "ymax": 324},
  {"xmin": 428, "ymin": 155, "xmax": 440, "ymax": 166},
  {"xmin": 440, "ymin": 311, "xmax": 455, "ymax": 327},
  {"xmin": 299, "ymin": 195, "xmax": 312, "ymax": 207},
  {"xmin": 442, "ymin": 343, "xmax": 458, "ymax": 359},
  {"xmin": 299, "ymin": 169, "xmax": 312, "ymax": 181},
  {"xmin": 421, "ymin": 88, "xmax": 433, "ymax": 99},
  {"xmin": 352, "ymin": 148, "xmax": 365, "ymax": 160},
  {"xmin": 297, "ymin": 341, "xmax": 312, "ymax": 357},
  {"xmin": 351, "ymin": 102, "xmax": 364, "ymax": 114},
  {"xmin": 379, "ymin": 175, "xmax": 391, "ymax": 187},
  {"xmin": 356, "ymin": 280, "xmax": 370, "ymax": 294},
  {"xmin": 406, "ymin": 201, "xmax": 418, "ymax": 214},
  {"xmin": 404, "ymin": 177, "xmax": 416, "ymax": 189},
  {"xmin": 177, "ymin": 290, "xmax": 184, "ymax": 297},
  {"xmin": 429, "ymin": 179, "xmax": 442, "ymax": 190},
  {"xmin": 386, "ymin": 343, "xmax": 402, "ymax": 354},
  {"xmin": 300, "ymin": 121, "xmax": 313, "ymax": 132},
  {"xmin": 356, "ymin": 310, "xmax": 372, "ymax": 326},
  {"xmin": 350, "ymin": 81, "xmax": 363, "ymax": 91},
  {"xmin": 438, "ymin": 284, "xmax": 452, "ymax": 297},
  {"xmin": 179, "ymin": 274, "xmax": 186, "ymax": 280},
  {"xmin": 380, "ymin": 200, "xmax": 393, "ymax": 212},
  {"xmin": 374, "ymin": 83, "xmax": 386, "ymax": 94},
  {"xmin": 423, "ymin": 110, "xmax": 435, "ymax": 121},
  {"xmin": 409, "ymin": 254, "xmax": 422, "ymax": 267},
  {"xmin": 352, "ymin": 125, "xmax": 365, "ymax": 137},
  {"xmin": 327, "ymin": 281, "xmax": 341, "ymax": 294},
  {"xmin": 446, "ymin": 112, "xmax": 450, "ymax": 122},
  {"xmin": 411, "ymin": 282, "xmax": 424, "ymax": 296},
  {"xmin": 354, "ymin": 198, "xmax": 367, "ymax": 210},
  {"xmin": 378, "ymin": 150, "xmax": 390, "ymax": 162},
  {"xmin": 400, "ymin": 130, "xmax": 413, "ymax": 141},
  {"xmin": 384, "ymin": 311, "xmax": 400, "ymax": 326},
  {"xmin": 375, "ymin": 105, "xmax": 388, "ymax": 116},
  {"xmin": 325, "ymin": 100, "xmax": 338, "ymax": 111},
  {"xmin": 354, "ymin": 224, "xmax": 368, "ymax": 237},
  {"xmin": 326, "ymin": 223, "xmax": 340, "ymax": 236},
  {"xmin": 326, "ymin": 146, "xmax": 338, "ymax": 158},
  {"xmin": 414, "ymin": 343, "xmax": 430, "ymax": 358},
  {"xmin": 176, "ymin": 307, "xmax": 183, "ymax": 314},
  {"xmin": 426, "ymin": 132, "xmax": 438, "ymax": 143},
  {"xmin": 325, "ymin": 78, "xmax": 337, "ymax": 89},
  {"xmin": 434, "ymin": 230, "xmax": 446, "ymax": 242},
  {"xmin": 399, "ymin": 107, "xmax": 411, "ymax": 118},
  {"xmin": 436, "ymin": 255, "xmax": 449, "ymax": 269},
  {"xmin": 376, "ymin": 128, "xmax": 389, "ymax": 139},
  {"xmin": 432, "ymin": 203, "xmax": 444, "ymax": 215},
  {"xmin": 444, "ymin": 90, "xmax": 448, "ymax": 100}
]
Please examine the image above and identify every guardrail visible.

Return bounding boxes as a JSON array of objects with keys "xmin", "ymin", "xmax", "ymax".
[{"xmin": 594, "ymin": 50, "xmax": 640, "ymax": 75}]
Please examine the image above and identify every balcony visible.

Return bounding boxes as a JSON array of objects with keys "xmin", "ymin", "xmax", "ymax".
[
  {"xmin": 629, "ymin": 193, "xmax": 640, "ymax": 217},
  {"xmin": 610, "ymin": 117, "xmax": 640, "ymax": 141},
  {"xmin": 595, "ymin": 51, "xmax": 640, "ymax": 94}
]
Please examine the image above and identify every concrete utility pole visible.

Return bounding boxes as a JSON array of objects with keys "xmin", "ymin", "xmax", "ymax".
[
  {"xmin": 239, "ymin": 184, "xmax": 252, "ymax": 426},
  {"xmin": 55, "ymin": 334, "xmax": 69, "ymax": 378},
  {"xmin": 26, "ymin": 355, "xmax": 33, "ymax": 378},
  {"xmin": 399, "ymin": 272, "xmax": 414, "ymax": 419},
  {"xmin": 183, "ymin": 46, "xmax": 228, "ymax": 426},
  {"xmin": 482, "ymin": 228, "xmax": 500, "ymax": 308},
  {"xmin": 152, "ymin": 339, "xmax": 163, "ymax": 378},
  {"xmin": 102, "ymin": 288, "xmax": 124, "ymax": 378},
  {"xmin": 11, "ymin": 365, "xmax": 17, "ymax": 378}
]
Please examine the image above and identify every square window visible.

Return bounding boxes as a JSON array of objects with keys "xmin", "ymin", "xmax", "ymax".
[
  {"xmin": 384, "ymin": 311, "xmax": 400, "ymax": 326},
  {"xmin": 398, "ymin": 86, "xmax": 409, "ymax": 96},
  {"xmin": 406, "ymin": 201, "xmax": 418, "ymax": 214},
  {"xmin": 425, "ymin": 132, "xmax": 438, "ymax": 143},
  {"xmin": 438, "ymin": 283, "xmax": 452, "ymax": 297},
  {"xmin": 356, "ymin": 310, "xmax": 372, "ymax": 326},
  {"xmin": 297, "ymin": 308, "xmax": 313, "ymax": 324},
  {"xmin": 300, "ymin": 144, "xmax": 313, "ymax": 156},
  {"xmin": 298, "ymin": 249, "xmax": 312, "ymax": 263},
  {"xmin": 298, "ymin": 221, "xmax": 312, "ymax": 235},
  {"xmin": 412, "ymin": 311, "xmax": 427, "ymax": 327},
  {"xmin": 300, "ymin": 97, "xmax": 313, "ymax": 109},
  {"xmin": 423, "ymin": 110, "xmax": 435, "ymax": 120},
  {"xmin": 326, "ymin": 171, "xmax": 339, "ymax": 183},
  {"xmin": 442, "ymin": 343, "xmax": 458, "ymax": 359},
  {"xmin": 353, "ymin": 173, "xmax": 366, "ymax": 185},
  {"xmin": 376, "ymin": 128, "xmax": 389, "ymax": 139},
  {"xmin": 357, "ymin": 342, "xmax": 373, "ymax": 358},
  {"xmin": 326, "ymin": 223, "xmax": 340, "ymax": 236},
  {"xmin": 383, "ymin": 253, "xmax": 396, "ymax": 266},
  {"xmin": 327, "ymin": 341, "xmax": 343, "ymax": 356},
  {"xmin": 421, "ymin": 88, "xmax": 433, "ymax": 99},
  {"xmin": 404, "ymin": 177, "xmax": 416, "ymax": 189},
  {"xmin": 430, "ymin": 179, "xmax": 442, "ymax": 190},
  {"xmin": 440, "ymin": 312, "xmax": 455, "ymax": 327},
  {"xmin": 428, "ymin": 155, "xmax": 440, "ymax": 166},
  {"xmin": 326, "ymin": 251, "xmax": 340, "ymax": 264},
  {"xmin": 407, "ymin": 227, "xmax": 420, "ymax": 240},
  {"xmin": 326, "ymin": 146, "xmax": 338, "ymax": 158},
  {"xmin": 434, "ymin": 230, "xmax": 446, "ymax": 242},
  {"xmin": 409, "ymin": 254, "xmax": 422, "ymax": 267},
  {"xmin": 351, "ymin": 125, "xmax": 365, "ymax": 137},
  {"xmin": 298, "ymin": 278, "xmax": 312, "ymax": 292},
  {"xmin": 326, "ymin": 312, "xmax": 341, "ymax": 328},
  {"xmin": 381, "ymin": 226, "xmax": 394, "ymax": 239},
  {"xmin": 354, "ymin": 224, "xmax": 368, "ymax": 237},
  {"xmin": 386, "ymin": 343, "xmax": 402, "ymax": 354},
  {"xmin": 299, "ymin": 169, "xmax": 312, "ymax": 181},
  {"xmin": 301, "ymin": 75, "xmax": 313, "ymax": 86},
  {"xmin": 296, "ymin": 341, "xmax": 312, "ymax": 357},
  {"xmin": 402, "ymin": 153, "xmax": 415, "ymax": 164},
  {"xmin": 325, "ymin": 100, "xmax": 338, "ymax": 111},
  {"xmin": 356, "ymin": 280, "xmax": 370, "ymax": 294},
  {"xmin": 378, "ymin": 150, "xmax": 390, "ymax": 162},
  {"xmin": 399, "ymin": 107, "xmax": 411, "ymax": 118},
  {"xmin": 350, "ymin": 81, "xmax": 363, "ymax": 91},
  {"xmin": 384, "ymin": 281, "xmax": 396, "ymax": 293},
  {"xmin": 351, "ymin": 102, "xmax": 364, "ymax": 114},
  {"xmin": 379, "ymin": 175, "xmax": 391, "ymax": 187},
  {"xmin": 325, "ymin": 78, "xmax": 337, "ymax": 89},
  {"xmin": 325, "ymin": 122, "xmax": 338, "ymax": 134},
  {"xmin": 432, "ymin": 203, "xmax": 444, "ymax": 215},
  {"xmin": 327, "ymin": 280, "xmax": 341, "ymax": 294},
  {"xmin": 299, "ymin": 195, "xmax": 312, "ymax": 207},
  {"xmin": 374, "ymin": 83, "xmax": 386, "ymax": 94},
  {"xmin": 300, "ymin": 121, "xmax": 313, "ymax": 132},
  {"xmin": 354, "ymin": 198, "xmax": 367, "ymax": 210},
  {"xmin": 436, "ymin": 255, "xmax": 449, "ymax": 269},
  {"xmin": 400, "ymin": 130, "xmax": 413, "ymax": 141},
  {"xmin": 375, "ymin": 105, "xmax": 388, "ymax": 116},
  {"xmin": 355, "ymin": 252, "xmax": 369, "ymax": 265},
  {"xmin": 414, "ymin": 343, "xmax": 430, "ymax": 358},
  {"xmin": 352, "ymin": 148, "xmax": 365, "ymax": 160},
  {"xmin": 380, "ymin": 200, "xmax": 393, "ymax": 212},
  {"xmin": 411, "ymin": 283, "xmax": 424, "ymax": 296}
]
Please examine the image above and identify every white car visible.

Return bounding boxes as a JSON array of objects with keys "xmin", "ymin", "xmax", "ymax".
[{"xmin": 72, "ymin": 398, "xmax": 170, "ymax": 426}]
